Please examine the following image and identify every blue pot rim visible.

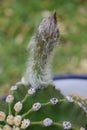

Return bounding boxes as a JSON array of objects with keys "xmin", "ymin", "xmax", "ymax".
[{"xmin": 53, "ymin": 74, "xmax": 87, "ymax": 80}]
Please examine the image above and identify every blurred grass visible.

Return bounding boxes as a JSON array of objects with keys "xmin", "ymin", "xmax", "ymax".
[{"xmin": 0, "ymin": 0, "xmax": 87, "ymax": 96}]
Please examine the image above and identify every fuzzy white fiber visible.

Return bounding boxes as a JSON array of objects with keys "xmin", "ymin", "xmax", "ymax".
[{"xmin": 24, "ymin": 12, "xmax": 59, "ymax": 89}]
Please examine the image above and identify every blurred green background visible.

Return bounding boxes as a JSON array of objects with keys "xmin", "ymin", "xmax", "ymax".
[{"xmin": 0, "ymin": 0, "xmax": 87, "ymax": 96}]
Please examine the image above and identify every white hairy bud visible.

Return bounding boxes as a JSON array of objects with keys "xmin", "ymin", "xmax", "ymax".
[
  {"xmin": 14, "ymin": 101, "xmax": 23, "ymax": 112},
  {"xmin": 43, "ymin": 118, "xmax": 53, "ymax": 127},
  {"xmin": 50, "ymin": 98, "xmax": 58, "ymax": 105},
  {"xmin": 14, "ymin": 115, "xmax": 22, "ymax": 126},
  {"xmin": 21, "ymin": 119, "xmax": 30, "ymax": 129},
  {"xmin": 6, "ymin": 115, "xmax": 14, "ymax": 125},
  {"xmin": 6, "ymin": 95, "xmax": 14, "ymax": 103},
  {"xmin": 10, "ymin": 85, "xmax": 17, "ymax": 91},
  {"xmin": 32, "ymin": 102, "xmax": 41, "ymax": 111},
  {"xmin": 25, "ymin": 12, "xmax": 59, "ymax": 89},
  {"xmin": 28, "ymin": 88, "xmax": 36, "ymax": 95},
  {"xmin": 66, "ymin": 96, "xmax": 74, "ymax": 102},
  {"xmin": 63, "ymin": 121, "xmax": 72, "ymax": 129},
  {"xmin": 0, "ymin": 111, "xmax": 6, "ymax": 121},
  {"xmin": 3, "ymin": 125, "xmax": 12, "ymax": 130}
]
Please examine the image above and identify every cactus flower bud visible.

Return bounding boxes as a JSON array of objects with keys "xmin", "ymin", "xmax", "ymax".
[
  {"xmin": 28, "ymin": 88, "xmax": 36, "ymax": 95},
  {"xmin": 66, "ymin": 96, "xmax": 74, "ymax": 102},
  {"xmin": 21, "ymin": 119, "xmax": 30, "ymax": 129},
  {"xmin": 10, "ymin": 85, "xmax": 17, "ymax": 91},
  {"xmin": 3, "ymin": 125, "xmax": 12, "ymax": 130},
  {"xmin": 43, "ymin": 118, "xmax": 53, "ymax": 127},
  {"xmin": 14, "ymin": 115, "xmax": 22, "ymax": 126},
  {"xmin": 25, "ymin": 12, "xmax": 59, "ymax": 89},
  {"xmin": 6, "ymin": 115, "xmax": 14, "ymax": 125},
  {"xmin": 32, "ymin": 102, "xmax": 41, "ymax": 111},
  {"xmin": 6, "ymin": 95, "xmax": 14, "ymax": 103},
  {"xmin": 37, "ymin": 12, "xmax": 59, "ymax": 43},
  {"xmin": 14, "ymin": 101, "xmax": 23, "ymax": 112},
  {"xmin": 0, "ymin": 111, "xmax": 6, "ymax": 121},
  {"xmin": 63, "ymin": 121, "xmax": 72, "ymax": 130},
  {"xmin": 50, "ymin": 97, "xmax": 58, "ymax": 105}
]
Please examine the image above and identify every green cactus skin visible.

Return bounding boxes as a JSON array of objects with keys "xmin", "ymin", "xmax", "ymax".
[
  {"xmin": 0, "ymin": 84, "xmax": 87, "ymax": 130},
  {"xmin": 0, "ymin": 12, "xmax": 87, "ymax": 130}
]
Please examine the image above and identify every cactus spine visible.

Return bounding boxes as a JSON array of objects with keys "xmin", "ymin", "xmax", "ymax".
[{"xmin": 0, "ymin": 12, "xmax": 87, "ymax": 130}]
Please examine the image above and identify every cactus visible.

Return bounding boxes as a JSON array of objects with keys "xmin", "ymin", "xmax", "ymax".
[{"xmin": 0, "ymin": 12, "xmax": 87, "ymax": 130}]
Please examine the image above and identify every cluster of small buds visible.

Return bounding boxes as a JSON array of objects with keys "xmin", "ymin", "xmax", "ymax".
[
  {"xmin": 21, "ymin": 119, "xmax": 30, "ymax": 129},
  {"xmin": 6, "ymin": 115, "xmax": 14, "ymax": 125},
  {"xmin": 80, "ymin": 127, "xmax": 86, "ymax": 130},
  {"xmin": 66, "ymin": 96, "xmax": 74, "ymax": 102},
  {"xmin": 0, "ymin": 111, "xmax": 6, "ymax": 121},
  {"xmin": 14, "ymin": 115, "xmax": 22, "ymax": 126},
  {"xmin": 43, "ymin": 118, "xmax": 53, "ymax": 127},
  {"xmin": 3, "ymin": 124, "xmax": 12, "ymax": 130},
  {"xmin": 14, "ymin": 101, "xmax": 23, "ymax": 112},
  {"xmin": 32, "ymin": 102, "xmax": 41, "ymax": 111},
  {"xmin": 63, "ymin": 121, "xmax": 72, "ymax": 130},
  {"xmin": 28, "ymin": 88, "xmax": 36, "ymax": 95},
  {"xmin": 10, "ymin": 85, "xmax": 18, "ymax": 91},
  {"xmin": 50, "ymin": 97, "xmax": 58, "ymax": 105},
  {"xmin": 6, "ymin": 95, "xmax": 14, "ymax": 103}
]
